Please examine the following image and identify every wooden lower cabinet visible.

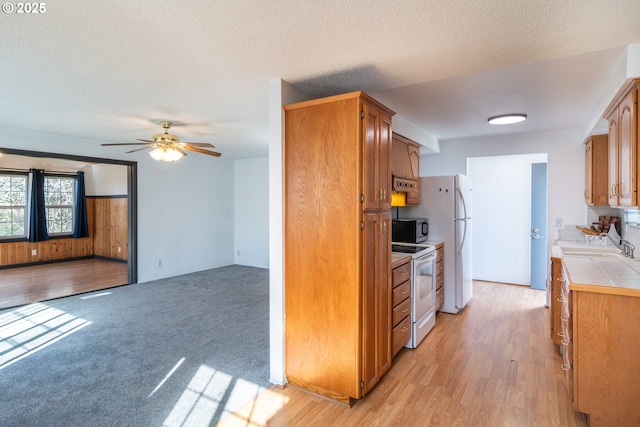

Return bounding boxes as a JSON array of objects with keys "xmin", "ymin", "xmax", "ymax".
[
  {"xmin": 361, "ymin": 211, "xmax": 392, "ymax": 394},
  {"xmin": 549, "ymin": 255, "xmax": 564, "ymax": 346},
  {"xmin": 391, "ymin": 256, "xmax": 411, "ymax": 356},
  {"xmin": 571, "ymin": 290, "xmax": 640, "ymax": 427}
]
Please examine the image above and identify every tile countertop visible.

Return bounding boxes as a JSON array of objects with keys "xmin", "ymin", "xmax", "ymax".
[
  {"xmin": 553, "ymin": 240, "xmax": 640, "ymax": 298},
  {"xmin": 391, "ymin": 253, "xmax": 412, "ymax": 269}
]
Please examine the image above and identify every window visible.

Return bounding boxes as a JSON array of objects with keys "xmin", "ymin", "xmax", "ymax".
[
  {"xmin": 44, "ymin": 176, "xmax": 75, "ymax": 235},
  {"xmin": 0, "ymin": 174, "xmax": 28, "ymax": 238}
]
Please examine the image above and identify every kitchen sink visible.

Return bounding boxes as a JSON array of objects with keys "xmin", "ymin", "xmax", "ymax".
[{"xmin": 560, "ymin": 246, "xmax": 626, "ymax": 259}]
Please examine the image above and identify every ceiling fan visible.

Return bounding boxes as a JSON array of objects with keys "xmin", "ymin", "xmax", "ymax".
[{"xmin": 102, "ymin": 121, "xmax": 222, "ymax": 161}]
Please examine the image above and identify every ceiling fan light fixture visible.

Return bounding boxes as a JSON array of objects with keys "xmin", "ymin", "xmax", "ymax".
[
  {"xmin": 488, "ymin": 114, "xmax": 527, "ymax": 125},
  {"xmin": 149, "ymin": 147, "xmax": 184, "ymax": 162}
]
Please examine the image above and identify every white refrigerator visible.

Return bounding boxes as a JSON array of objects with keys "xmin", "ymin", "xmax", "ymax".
[{"xmin": 404, "ymin": 174, "xmax": 473, "ymax": 313}]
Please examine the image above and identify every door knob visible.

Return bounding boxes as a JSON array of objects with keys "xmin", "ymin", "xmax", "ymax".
[{"xmin": 531, "ymin": 234, "xmax": 543, "ymax": 240}]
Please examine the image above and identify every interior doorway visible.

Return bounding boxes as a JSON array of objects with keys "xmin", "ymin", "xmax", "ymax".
[
  {"xmin": 0, "ymin": 148, "xmax": 137, "ymax": 309},
  {"xmin": 467, "ymin": 153, "xmax": 547, "ymax": 286}
]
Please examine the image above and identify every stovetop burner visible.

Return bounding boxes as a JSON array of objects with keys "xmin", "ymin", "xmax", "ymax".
[
  {"xmin": 391, "ymin": 245, "xmax": 425, "ymax": 254},
  {"xmin": 391, "ymin": 242, "xmax": 436, "ymax": 256}
]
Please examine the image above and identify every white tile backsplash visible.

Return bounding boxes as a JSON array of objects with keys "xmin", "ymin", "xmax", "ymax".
[{"xmin": 623, "ymin": 224, "xmax": 640, "ymax": 253}]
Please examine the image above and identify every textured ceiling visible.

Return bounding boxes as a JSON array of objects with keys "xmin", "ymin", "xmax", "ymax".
[{"xmin": 1, "ymin": 1, "xmax": 639, "ymax": 159}]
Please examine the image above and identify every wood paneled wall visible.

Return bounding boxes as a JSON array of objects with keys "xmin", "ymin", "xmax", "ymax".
[
  {"xmin": 92, "ymin": 197, "xmax": 128, "ymax": 260},
  {"xmin": 0, "ymin": 196, "xmax": 127, "ymax": 267}
]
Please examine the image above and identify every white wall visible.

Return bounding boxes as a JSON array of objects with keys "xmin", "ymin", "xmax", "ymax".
[
  {"xmin": 422, "ymin": 129, "xmax": 586, "ymax": 274},
  {"xmin": 268, "ymin": 79, "xmax": 314, "ymax": 386},
  {"xmin": 234, "ymin": 157, "xmax": 269, "ymax": 268},
  {"xmin": 89, "ymin": 163, "xmax": 128, "ymax": 196},
  {"xmin": 136, "ymin": 154, "xmax": 236, "ymax": 281}
]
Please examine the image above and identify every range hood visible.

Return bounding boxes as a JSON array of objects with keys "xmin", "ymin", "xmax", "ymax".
[{"xmin": 391, "ymin": 133, "xmax": 418, "ymax": 192}]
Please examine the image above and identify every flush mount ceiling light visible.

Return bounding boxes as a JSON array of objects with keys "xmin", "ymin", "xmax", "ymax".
[{"xmin": 488, "ymin": 114, "xmax": 527, "ymax": 125}]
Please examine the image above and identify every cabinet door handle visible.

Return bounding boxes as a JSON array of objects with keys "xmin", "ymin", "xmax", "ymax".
[
  {"xmin": 561, "ymin": 338, "xmax": 571, "ymax": 345},
  {"xmin": 557, "ymin": 296, "xmax": 566, "ymax": 302},
  {"xmin": 558, "ymin": 331, "xmax": 565, "ymax": 338},
  {"xmin": 401, "ymin": 307, "xmax": 409, "ymax": 313},
  {"xmin": 401, "ymin": 289, "xmax": 409, "ymax": 294},
  {"xmin": 561, "ymin": 363, "xmax": 571, "ymax": 371},
  {"xmin": 401, "ymin": 327, "xmax": 408, "ymax": 332}
]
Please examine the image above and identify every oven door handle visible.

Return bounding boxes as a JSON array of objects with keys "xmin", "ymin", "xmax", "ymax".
[{"xmin": 417, "ymin": 252, "xmax": 437, "ymax": 263}]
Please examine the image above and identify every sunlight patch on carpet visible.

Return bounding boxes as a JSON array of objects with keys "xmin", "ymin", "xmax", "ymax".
[
  {"xmin": 0, "ymin": 303, "xmax": 91, "ymax": 370},
  {"xmin": 163, "ymin": 364, "xmax": 276, "ymax": 427}
]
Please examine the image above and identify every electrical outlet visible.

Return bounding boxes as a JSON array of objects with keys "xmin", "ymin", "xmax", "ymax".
[
  {"xmin": 31, "ymin": 249, "xmax": 37, "ymax": 256},
  {"xmin": 117, "ymin": 246, "xmax": 121, "ymax": 253},
  {"xmin": 555, "ymin": 217, "xmax": 563, "ymax": 228}
]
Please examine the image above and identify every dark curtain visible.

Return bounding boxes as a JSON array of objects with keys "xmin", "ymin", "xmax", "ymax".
[
  {"xmin": 73, "ymin": 171, "xmax": 89, "ymax": 238},
  {"xmin": 28, "ymin": 168, "xmax": 49, "ymax": 242}
]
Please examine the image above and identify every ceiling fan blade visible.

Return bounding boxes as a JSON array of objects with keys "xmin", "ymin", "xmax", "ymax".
[
  {"xmin": 136, "ymin": 139, "xmax": 156, "ymax": 143},
  {"xmin": 126, "ymin": 146, "xmax": 153, "ymax": 154},
  {"xmin": 175, "ymin": 147, "xmax": 188, "ymax": 156},
  {"xmin": 102, "ymin": 143, "xmax": 151, "ymax": 146},
  {"xmin": 182, "ymin": 142, "xmax": 216, "ymax": 148},
  {"xmin": 183, "ymin": 145, "xmax": 222, "ymax": 157}
]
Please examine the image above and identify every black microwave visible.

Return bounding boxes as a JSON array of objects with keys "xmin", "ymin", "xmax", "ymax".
[{"xmin": 392, "ymin": 218, "xmax": 428, "ymax": 244}]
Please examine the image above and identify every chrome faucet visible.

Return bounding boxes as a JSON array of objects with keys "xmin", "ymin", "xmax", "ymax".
[
  {"xmin": 599, "ymin": 232, "xmax": 635, "ymax": 258},
  {"xmin": 621, "ymin": 240, "xmax": 635, "ymax": 259}
]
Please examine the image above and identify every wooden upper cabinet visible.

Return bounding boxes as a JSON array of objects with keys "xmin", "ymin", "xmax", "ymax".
[
  {"xmin": 362, "ymin": 102, "xmax": 393, "ymax": 211},
  {"xmin": 584, "ymin": 134, "xmax": 608, "ymax": 206},
  {"xmin": 391, "ymin": 133, "xmax": 421, "ymax": 205},
  {"xmin": 604, "ymin": 79, "xmax": 638, "ymax": 208}
]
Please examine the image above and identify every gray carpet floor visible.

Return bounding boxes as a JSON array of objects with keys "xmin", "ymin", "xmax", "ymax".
[{"xmin": 0, "ymin": 264, "xmax": 270, "ymax": 427}]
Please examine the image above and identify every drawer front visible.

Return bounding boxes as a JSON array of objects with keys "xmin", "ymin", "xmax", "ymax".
[
  {"xmin": 559, "ymin": 316, "xmax": 572, "ymax": 346},
  {"xmin": 561, "ymin": 338, "xmax": 574, "ymax": 400},
  {"xmin": 436, "ymin": 259, "xmax": 444, "ymax": 277},
  {"xmin": 436, "ymin": 286, "xmax": 444, "ymax": 311},
  {"xmin": 436, "ymin": 246, "xmax": 444, "ymax": 262},
  {"xmin": 392, "ymin": 297, "xmax": 412, "ymax": 326},
  {"xmin": 392, "ymin": 280, "xmax": 411, "ymax": 306},
  {"xmin": 436, "ymin": 272, "xmax": 444, "ymax": 290},
  {"xmin": 392, "ymin": 262, "xmax": 412, "ymax": 287},
  {"xmin": 392, "ymin": 315, "xmax": 412, "ymax": 356}
]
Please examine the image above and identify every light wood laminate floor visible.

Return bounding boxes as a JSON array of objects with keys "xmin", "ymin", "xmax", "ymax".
[
  {"xmin": 0, "ymin": 259, "xmax": 128, "ymax": 310},
  {"xmin": 217, "ymin": 280, "xmax": 587, "ymax": 427}
]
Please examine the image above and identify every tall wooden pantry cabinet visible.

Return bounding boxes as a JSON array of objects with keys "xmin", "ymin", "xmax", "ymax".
[{"xmin": 284, "ymin": 91, "xmax": 395, "ymax": 405}]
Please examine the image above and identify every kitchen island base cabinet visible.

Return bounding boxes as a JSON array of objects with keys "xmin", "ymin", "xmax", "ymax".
[
  {"xmin": 572, "ymin": 290, "xmax": 640, "ymax": 427},
  {"xmin": 284, "ymin": 91, "xmax": 394, "ymax": 405}
]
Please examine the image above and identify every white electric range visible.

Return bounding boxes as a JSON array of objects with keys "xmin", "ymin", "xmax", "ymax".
[{"xmin": 391, "ymin": 242, "xmax": 437, "ymax": 348}]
